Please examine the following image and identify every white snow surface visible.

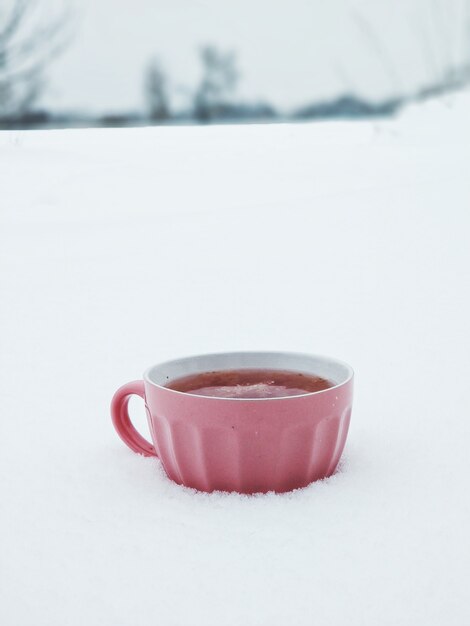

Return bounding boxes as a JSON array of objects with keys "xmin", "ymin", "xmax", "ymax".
[{"xmin": 1, "ymin": 94, "xmax": 470, "ymax": 626}]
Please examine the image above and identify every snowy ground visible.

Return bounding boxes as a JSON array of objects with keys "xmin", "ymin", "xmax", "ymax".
[{"xmin": 1, "ymin": 94, "xmax": 470, "ymax": 626}]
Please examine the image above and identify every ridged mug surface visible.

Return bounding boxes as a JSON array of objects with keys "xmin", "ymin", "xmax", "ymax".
[{"xmin": 111, "ymin": 352, "xmax": 353, "ymax": 494}]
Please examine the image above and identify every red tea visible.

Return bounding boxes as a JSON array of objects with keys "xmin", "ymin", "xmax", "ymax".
[{"xmin": 165, "ymin": 368, "xmax": 334, "ymax": 398}]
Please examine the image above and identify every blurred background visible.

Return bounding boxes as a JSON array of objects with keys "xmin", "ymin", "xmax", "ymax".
[{"xmin": 1, "ymin": 0, "xmax": 469, "ymax": 129}]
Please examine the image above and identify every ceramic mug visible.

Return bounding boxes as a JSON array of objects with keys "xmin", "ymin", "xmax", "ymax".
[{"xmin": 111, "ymin": 351, "xmax": 353, "ymax": 493}]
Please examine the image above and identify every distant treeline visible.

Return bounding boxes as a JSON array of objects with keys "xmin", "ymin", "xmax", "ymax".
[
  {"xmin": 1, "ymin": 1, "xmax": 470, "ymax": 130},
  {"xmin": 0, "ymin": 82, "xmax": 467, "ymax": 130},
  {"xmin": 0, "ymin": 94, "xmax": 405, "ymax": 130}
]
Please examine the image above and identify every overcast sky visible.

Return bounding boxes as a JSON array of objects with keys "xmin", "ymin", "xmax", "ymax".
[{"xmin": 35, "ymin": 0, "xmax": 470, "ymax": 113}]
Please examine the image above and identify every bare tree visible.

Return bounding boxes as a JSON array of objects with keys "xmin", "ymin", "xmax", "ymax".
[
  {"xmin": 144, "ymin": 58, "xmax": 170, "ymax": 121},
  {"xmin": 0, "ymin": 0, "xmax": 68, "ymax": 118},
  {"xmin": 194, "ymin": 45, "xmax": 238, "ymax": 121},
  {"xmin": 349, "ymin": 1, "xmax": 470, "ymax": 104},
  {"xmin": 349, "ymin": 6, "xmax": 403, "ymax": 94}
]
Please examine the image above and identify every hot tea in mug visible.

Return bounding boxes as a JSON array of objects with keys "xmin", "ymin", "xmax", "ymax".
[{"xmin": 111, "ymin": 352, "xmax": 353, "ymax": 493}]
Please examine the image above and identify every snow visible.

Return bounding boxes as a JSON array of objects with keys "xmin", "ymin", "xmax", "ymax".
[{"xmin": 1, "ymin": 94, "xmax": 470, "ymax": 626}]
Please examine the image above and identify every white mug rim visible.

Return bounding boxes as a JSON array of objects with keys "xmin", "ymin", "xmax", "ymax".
[{"xmin": 143, "ymin": 351, "xmax": 353, "ymax": 402}]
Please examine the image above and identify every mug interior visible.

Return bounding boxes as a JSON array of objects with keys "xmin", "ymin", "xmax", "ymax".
[{"xmin": 145, "ymin": 352, "xmax": 352, "ymax": 394}]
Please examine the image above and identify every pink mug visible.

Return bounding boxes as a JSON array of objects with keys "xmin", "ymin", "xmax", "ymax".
[{"xmin": 111, "ymin": 351, "xmax": 353, "ymax": 493}]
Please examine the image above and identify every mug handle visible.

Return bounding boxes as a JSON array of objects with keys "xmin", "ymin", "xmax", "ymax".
[{"xmin": 111, "ymin": 381, "xmax": 157, "ymax": 457}]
